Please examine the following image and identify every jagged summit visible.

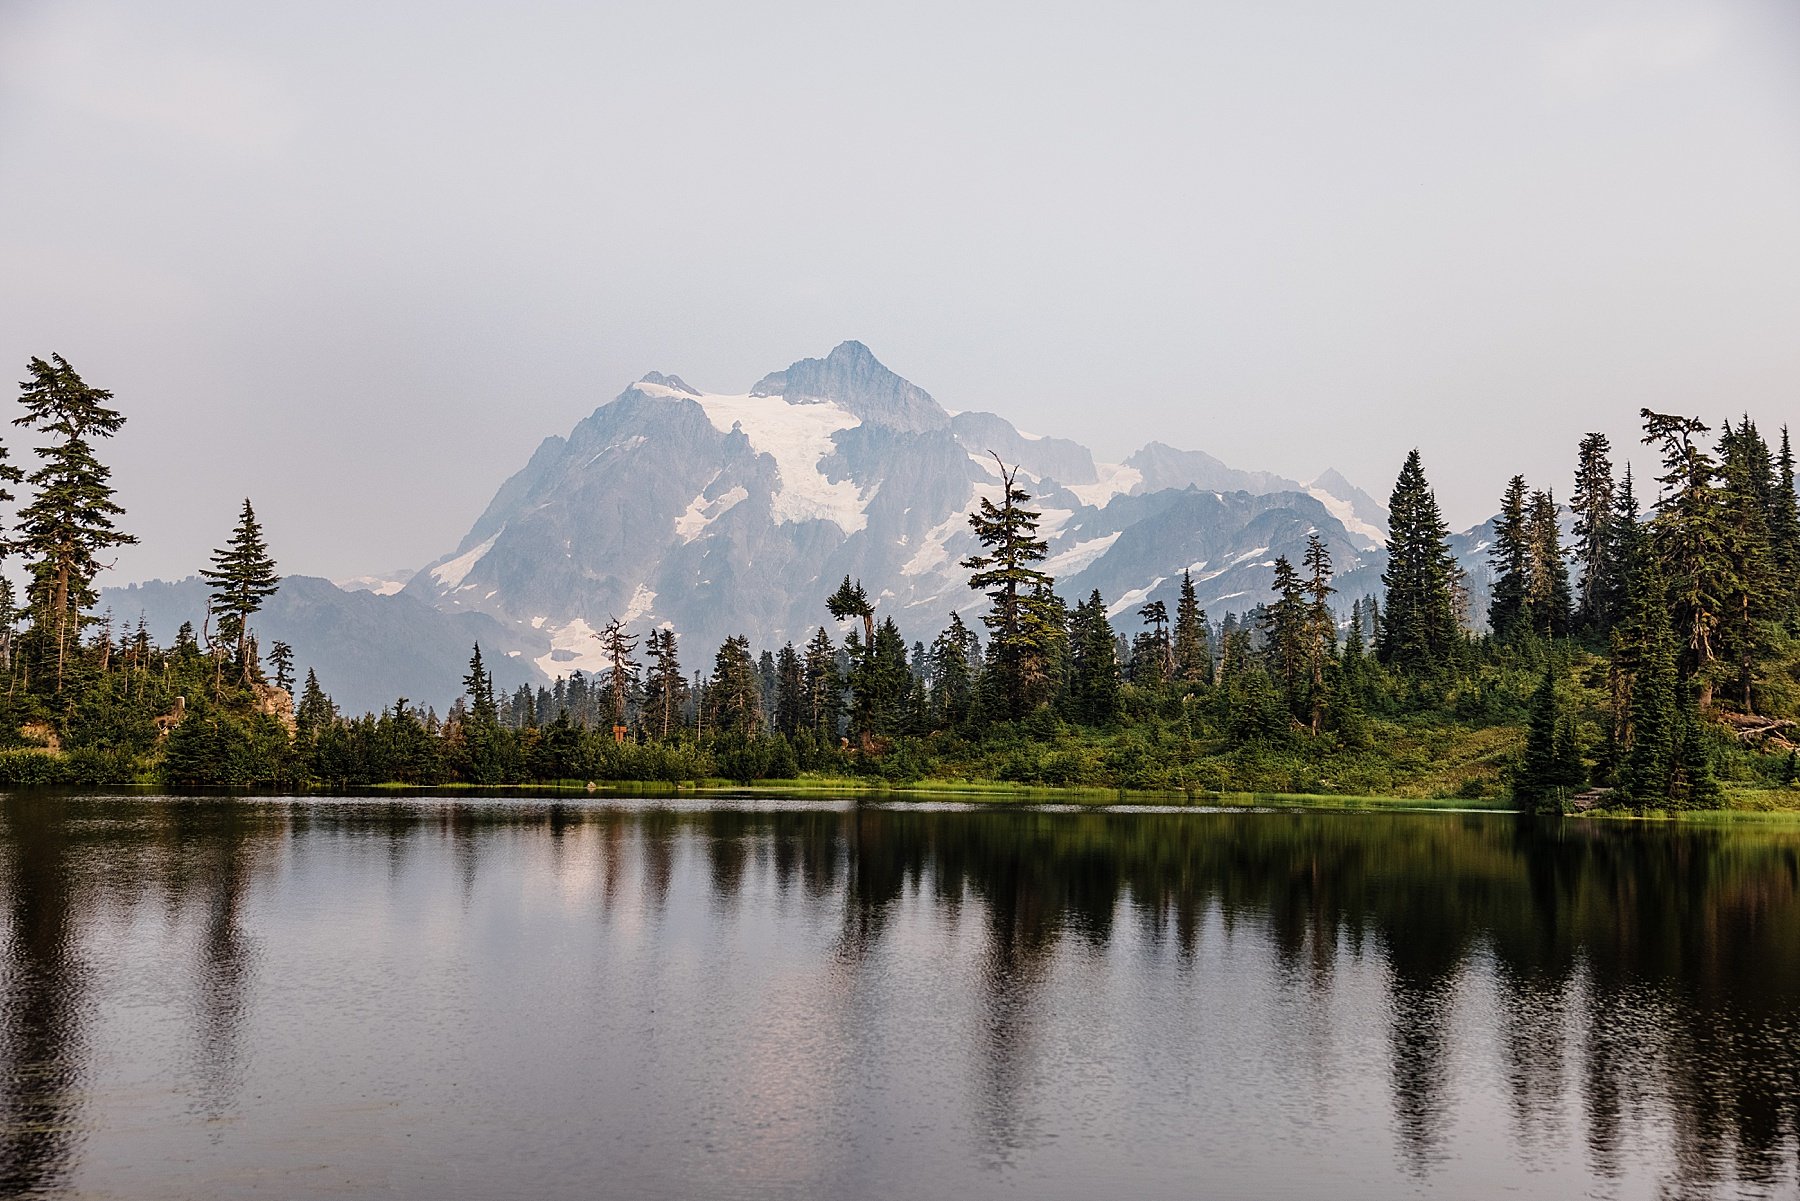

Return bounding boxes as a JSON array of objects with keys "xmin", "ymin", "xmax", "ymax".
[
  {"xmin": 750, "ymin": 341, "xmax": 949, "ymax": 433},
  {"xmin": 638, "ymin": 371, "xmax": 700, "ymax": 396}
]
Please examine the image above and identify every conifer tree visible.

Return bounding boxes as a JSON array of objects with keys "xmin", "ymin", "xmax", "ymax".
[
  {"xmin": 597, "ymin": 617, "xmax": 640, "ymax": 728},
  {"xmin": 802, "ymin": 627, "xmax": 842, "ymax": 738},
  {"xmin": 201, "ymin": 498, "xmax": 280, "ymax": 675},
  {"xmin": 1488, "ymin": 475, "xmax": 1531, "ymax": 642},
  {"xmin": 1619, "ymin": 555, "xmax": 1679, "ymax": 810},
  {"xmin": 961, "ymin": 457, "xmax": 1060, "ymax": 714},
  {"xmin": 12, "ymin": 354, "xmax": 137, "ymax": 692},
  {"xmin": 1717, "ymin": 418, "xmax": 1779, "ymax": 712},
  {"xmin": 927, "ymin": 613, "xmax": 977, "ymax": 727},
  {"xmin": 268, "ymin": 640, "xmax": 295, "ymax": 693},
  {"xmin": 706, "ymin": 635, "xmax": 762, "ymax": 736},
  {"xmin": 1773, "ymin": 426, "xmax": 1799, "ymax": 626},
  {"xmin": 1302, "ymin": 535, "xmax": 1336, "ymax": 734},
  {"xmin": 1067, "ymin": 590, "xmax": 1121, "ymax": 725},
  {"xmin": 1262, "ymin": 555, "xmax": 1307, "ymax": 715},
  {"xmin": 463, "ymin": 644, "xmax": 498, "ymax": 728},
  {"xmin": 1376, "ymin": 450, "xmax": 1461, "ymax": 673},
  {"xmin": 1642, "ymin": 410, "xmax": 1729, "ymax": 707},
  {"xmin": 643, "ymin": 629, "xmax": 688, "ymax": 740},
  {"xmin": 296, "ymin": 668, "xmax": 335, "ymax": 737},
  {"xmin": 1135, "ymin": 599, "xmax": 1171, "ymax": 685},
  {"xmin": 1172, "ymin": 571, "xmax": 1210, "ymax": 686},
  {"xmin": 1526, "ymin": 489, "xmax": 1572, "ymax": 638},
  {"xmin": 774, "ymin": 642, "xmax": 805, "ymax": 736},
  {"xmin": 1570, "ymin": 433, "xmax": 1617, "ymax": 634}
]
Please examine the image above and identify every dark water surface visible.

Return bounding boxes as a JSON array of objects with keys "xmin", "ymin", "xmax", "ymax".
[{"xmin": 1, "ymin": 794, "xmax": 1797, "ymax": 1200}]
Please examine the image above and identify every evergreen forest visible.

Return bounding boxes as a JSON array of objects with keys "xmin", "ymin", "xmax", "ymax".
[{"xmin": 2, "ymin": 355, "xmax": 1797, "ymax": 813}]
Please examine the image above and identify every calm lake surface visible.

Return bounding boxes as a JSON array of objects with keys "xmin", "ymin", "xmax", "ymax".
[{"xmin": 1, "ymin": 795, "xmax": 1797, "ymax": 1200}]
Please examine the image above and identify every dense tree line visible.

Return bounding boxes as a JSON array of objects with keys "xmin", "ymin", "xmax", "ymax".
[{"xmin": 0, "ymin": 356, "xmax": 1794, "ymax": 810}]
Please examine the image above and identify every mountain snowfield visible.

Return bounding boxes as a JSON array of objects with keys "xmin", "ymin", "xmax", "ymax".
[
  {"xmin": 400, "ymin": 341, "xmax": 1395, "ymax": 680},
  {"xmin": 108, "ymin": 340, "xmax": 1493, "ymax": 713}
]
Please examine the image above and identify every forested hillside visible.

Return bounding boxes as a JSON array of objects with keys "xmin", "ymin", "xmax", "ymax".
[{"xmin": 1, "ymin": 354, "xmax": 1795, "ymax": 810}]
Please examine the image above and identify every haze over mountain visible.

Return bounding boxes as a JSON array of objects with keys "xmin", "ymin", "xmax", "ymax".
[{"xmin": 102, "ymin": 342, "xmax": 1534, "ymax": 713}]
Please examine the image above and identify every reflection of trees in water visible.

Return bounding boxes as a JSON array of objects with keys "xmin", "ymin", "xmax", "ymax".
[
  {"xmin": 4, "ymin": 798, "xmax": 1800, "ymax": 1194},
  {"xmin": 0, "ymin": 797, "xmax": 89, "ymax": 1196}
]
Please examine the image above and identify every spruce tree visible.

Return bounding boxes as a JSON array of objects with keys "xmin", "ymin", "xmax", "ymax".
[
  {"xmin": 463, "ymin": 644, "xmax": 498, "ymax": 728},
  {"xmin": 1570, "ymin": 433, "xmax": 1617, "ymax": 634},
  {"xmin": 643, "ymin": 629, "xmax": 688, "ymax": 740},
  {"xmin": 1716, "ymin": 418, "xmax": 1779, "ymax": 712},
  {"xmin": 706, "ymin": 635, "xmax": 762, "ymax": 736},
  {"xmin": 268, "ymin": 640, "xmax": 295, "ymax": 693},
  {"xmin": 597, "ymin": 617, "xmax": 640, "ymax": 728},
  {"xmin": 12, "ymin": 354, "xmax": 137, "ymax": 692},
  {"xmin": 1525, "ymin": 489, "xmax": 1572, "ymax": 638},
  {"xmin": 961, "ymin": 456, "xmax": 1060, "ymax": 715},
  {"xmin": 1642, "ymin": 409, "xmax": 1729, "ymax": 707},
  {"xmin": 201, "ymin": 498, "xmax": 280, "ymax": 675},
  {"xmin": 1262, "ymin": 556, "xmax": 1308, "ymax": 719},
  {"xmin": 1518, "ymin": 660, "xmax": 1567, "ymax": 815},
  {"xmin": 1172, "ymin": 570, "xmax": 1210, "ymax": 686},
  {"xmin": 1302, "ymin": 535, "xmax": 1336, "ymax": 734},
  {"xmin": 1619, "ymin": 556, "xmax": 1679, "ymax": 810},
  {"xmin": 1488, "ymin": 475, "xmax": 1531, "ymax": 642},
  {"xmin": 1376, "ymin": 450, "xmax": 1461, "ymax": 674},
  {"xmin": 774, "ymin": 642, "xmax": 805, "ymax": 736},
  {"xmin": 1772, "ymin": 426, "xmax": 1799, "ymax": 626},
  {"xmin": 1135, "ymin": 599, "xmax": 1171, "ymax": 686},
  {"xmin": 1067, "ymin": 590, "xmax": 1121, "ymax": 725},
  {"xmin": 802, "ymin": 627, "xmax": 843, "ymax": 738},
  {"xmin": 926, "ymin": 613, "xmax": 977, "ymax": 728}
]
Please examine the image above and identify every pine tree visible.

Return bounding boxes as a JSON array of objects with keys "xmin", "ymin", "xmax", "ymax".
[
  {"xmin": 706, "ymin": 635, "xmax": 762, "ymax": 736},
  {"xmin": 1067, "ymin": 590, "xmax": 1121, "ymax": 725},
  {"xmin": 1525, "ymin": 489, "xmax": 1572, "ymax": 638},
  {"xmin": 1716, "ymin": 418, "xmax": 1779, "ymax": 713},
  {"xmin": 1488, "ymin": 475, "xmax": 1531, "ymax": 642},
  {"xmin": 597, "ymin": 616, "xmax": 640, "ymax": 728},
  {"xmin": 296, "ymin": 668, "xmax": 335, "ymax": 737},
  {"xmin": 268, "ymin": 640, "xmax": 295, "ymax": 693},
  {"xmin": 643, "ymin": 629, "xmax": 688, "ymax": 740},
  {"xmin": 927, "ymin": 613, "xmax": 977, "ymax": 728},
  {"xmin": 1570, "ymin": 433, "xmax": 1617, "ymax": 635},
  {"xmin": 201, "ymin": 498, "xmax": 280, "ymax": 675},
  {"xmin": 1134, "ymin": 599, "xmax": 1171, "ymax": 686},
  {"xmin": 12, "ymin": 354, "xmax": 137, "ymax": 692},
  {"xmin": 1642, "ymin": 409, "xmax": 1729, "ymax": 707},
  {"xmin": 1376, "ymin": 450, "xmax": 1462, "ymax": 673},
  {"xmin": 802, "ymin": 627, "xmax": 843, "ymax": 739},
  {"xmin": 1619, "ymin": 555, "xmax": 1679, "ymax": 810},
  {"xmin": 1518, "ymin": 660, "xmax": 1567, "ymax": 814},
  {"xmin": 463, "ymin": 644, "xmax": 498, "ymax": 728},
  {"xmin": 1302, "ymin": 535, "xmax": 1336, "ymax": 734},
  {"xmin": 1772, "ymin": 426, "xmax": 1799, "ymax": 626},
  {"xmin": 1172, "ymin": 570, "xmax": 1210, "ymax": 686},
  {"xmin": 961, "ymin": 456, "xmax": 1060, "ymax": 715},
  {"xmin": 1262, "ymin": 555, "xmax": 1307, "ymax": 716},
  {"xmin": 774, "ymin": 642, "xmax": 805, "ymax": 736}
]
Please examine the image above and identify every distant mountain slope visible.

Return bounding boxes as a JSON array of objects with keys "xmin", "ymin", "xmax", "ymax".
[
  {"xmin": 101, "ymin": 575, "xmax": 549, "ymax": 717},
  {"xmin": 400, "ymin": 342, "xmax": 1391, "ymax": 662}
]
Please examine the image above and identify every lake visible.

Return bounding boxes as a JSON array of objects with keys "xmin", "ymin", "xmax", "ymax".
[{"xmin": 0, "ymin": 794, "xmax": 1795, "ymax": 1199}]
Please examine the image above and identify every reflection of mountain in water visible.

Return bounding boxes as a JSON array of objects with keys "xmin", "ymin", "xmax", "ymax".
[{"xmin": 2, "ymin": 799, "xmax": 1797, "ymax": 1197}]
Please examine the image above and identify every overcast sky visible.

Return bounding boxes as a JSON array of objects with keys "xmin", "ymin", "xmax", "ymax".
[{"xmin": 2, "ymin": 0, "xmax": 1797, "ymax": 583}]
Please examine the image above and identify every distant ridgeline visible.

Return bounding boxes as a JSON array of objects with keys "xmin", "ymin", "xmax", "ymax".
[{"xmin": 6, "ymin": 350, "xmax": 1800, "ymax": 809}]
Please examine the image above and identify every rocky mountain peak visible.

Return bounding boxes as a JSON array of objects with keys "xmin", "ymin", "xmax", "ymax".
[{"xmin": 750, "ymin": 341, "xmax": 949, "ymax": 433}]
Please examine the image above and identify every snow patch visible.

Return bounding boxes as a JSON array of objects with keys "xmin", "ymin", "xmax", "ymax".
[
  {"xmin": 1042, "ymin": 532, "xmax": 1122, "ymax": 577},
  {"xmin": 674, "ymin": 485, "xmax": 749, "ymax": 542},
  {"xmin": 621, "ymin": 583, "xmax": 657, "ymax": 626},
  {"xmin": 692, "ymin": 391, "xmax": 868, "ymax": 533},
  {"xmin": 1067, "ymin": 463, "xmax": 1143, "ymax": 507},
  {"xmin": 901, "ymin": 506, "xmax": 972, "ymax": 577},
  {"xmin": 1229, "ymin": 545, "xmax": 1270, "ymax": 566},
  {"xmin": 1107, "ymin": 577, "xmax": 1167, "ymax": 618},
  {"xmin": 431, "ymin": 531, "xmax": 501, "ymax": 591},
  {"xmin": 533, "ymin": 618, "xmax": 608, "ymax": 679},
  {"xmin": 1307, "ymin": 487, "xmax": 1387, "ymax": 547}
]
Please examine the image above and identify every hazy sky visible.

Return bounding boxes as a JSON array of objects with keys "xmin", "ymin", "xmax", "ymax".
[{"xmin": 2, "ymin": 0, "xmax": 1797, "ymax": 583}]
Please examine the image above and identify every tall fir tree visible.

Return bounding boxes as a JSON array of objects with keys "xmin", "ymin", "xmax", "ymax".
[
  {"xmin": 267, "ymin": 640, "xmax": 295, "ymax": 693},
  {"xmin": 1172, "ymin": 570, "xmax": 1210, "ymax": 686},
  {"xmin": 597, "ymin": 617, "xmax": 640, "ymax": 728},
  {"xmin": 1570, "ymin": 433, "xmax": 1617, "ymax": 635},
  {"xmin": 707, "ymin": 635, "xmax": 763, "ymax": 736},
  {"xmin": 961, "ymin": 456, "xmax": 1060, "ymax": 715},
  {"xmin": 802, "ymin": 626, "xmax": 843, "ymax": 739},
  {"xmin": 927, "ymin": 613, "xmax": 977, "ymax": 728},
  {"xmin": 1525, "ymin": 489, "xmax": 1572, "ymax": 638},
  {"xmin": 1376, "ymin": 450, "xmax": 1462, "ymax": 673},
  {"xmin": 13, "ymin": 354, "xmax": 137, "ymax": 692},
  {"xmin": 774, "ymin": 642, "xmax": 805, "ymax": 736},
  {"xmin": 1488, "ymin": 475, "xmax": 1532, "ymax": 642},
  {"xmin": 201, "ymin": 498, "xmax": 280, "ymax": 675},
  {"xmin": 1067, "ymin": 590, "xmax": 1121, "ymax": 725},
  {"xmin": 1302, "ymin": 535, "xmax": 1336, "ymax": 734},
  {"xmin": 643, "ymin": 629, "xmax": 687, "ymax": 740},
  {"xmin": 1641, "ymin": 409, "xmax": 1729, "ymax": 707},
  {"xmin": 1772, "ymin": 426, "xmax": 1799, "ymax": 627}
]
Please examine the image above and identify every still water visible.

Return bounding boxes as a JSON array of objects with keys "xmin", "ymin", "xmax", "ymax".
[{"xmin": 0, "ymin": 794, "xmax": 1796, "ymax": 1200}]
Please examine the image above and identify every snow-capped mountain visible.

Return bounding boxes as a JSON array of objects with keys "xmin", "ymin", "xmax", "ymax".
[{"xmin": 404, "ymin": 341, "xmax": 1393, "ymax": 670}]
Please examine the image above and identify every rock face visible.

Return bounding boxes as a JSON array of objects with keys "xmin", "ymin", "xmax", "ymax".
[
  {"xmin": 401, "ymin": 342, "xmax": 1395, "ymax": 673},
  {"xmin": 108, "ymin": 343, "xmax": 1492, "ymax": 714}
]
